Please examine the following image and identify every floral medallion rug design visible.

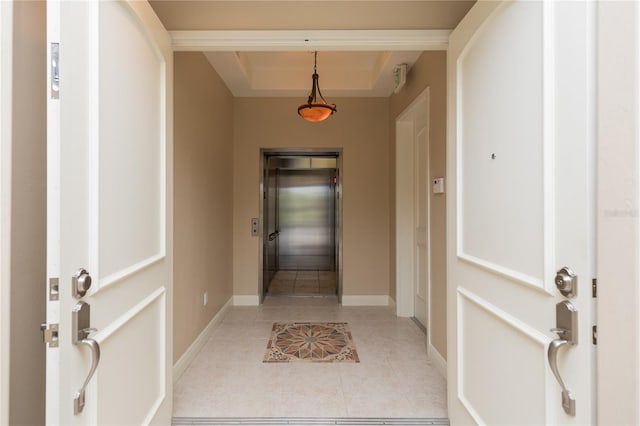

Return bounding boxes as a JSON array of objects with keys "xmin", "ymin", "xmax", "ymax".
[{"xmin": 263, "ymin": 322, "xmax": 360, "ymax": 363}]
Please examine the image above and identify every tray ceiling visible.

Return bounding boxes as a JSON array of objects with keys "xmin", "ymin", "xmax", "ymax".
[{"xmin": 150, "ymin": 1, "xmax": 476, "ymax": 97}]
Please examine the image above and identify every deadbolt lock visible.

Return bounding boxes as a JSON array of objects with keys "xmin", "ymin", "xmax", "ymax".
[
  {"xmin": 72, "ymin": 268, "xmax": 92, "ymax": 299},
  {"xmin": 555, "ymin": 266, "xmax": 577, "ymax": 298}
]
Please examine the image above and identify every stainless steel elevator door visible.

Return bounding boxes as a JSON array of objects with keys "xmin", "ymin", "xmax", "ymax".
[
  {"xmin": 278, "ymin": 169, "xmax": 335, "ymax": 270},
  {"xmin": 264, "ymin": 166, "xmax": 278, "ymax": 287}
]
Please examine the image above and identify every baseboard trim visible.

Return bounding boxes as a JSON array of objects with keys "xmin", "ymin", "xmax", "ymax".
[
  {"xmin": 173, "ymin": 297, "xmax": 233, "ymax": 382},
  {"xmin": 427, "ymin": 342, "xmax": 447, "ymax": 379},
  {"xmin": 233, "ymin": 295, "xmax": 260, "ymax": 306},
  {"xmin": 388, "ymin": 296, "xmax": 397, "ymax": 312},
  {"xmin": 341, "ymin": 295, "xmax": 390, "ymax": 306}
]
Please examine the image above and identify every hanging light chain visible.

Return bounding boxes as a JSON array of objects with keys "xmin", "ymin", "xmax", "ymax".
[{"xmin": 314, "ymin": 50, "xmax": 318, "ymax": 74}]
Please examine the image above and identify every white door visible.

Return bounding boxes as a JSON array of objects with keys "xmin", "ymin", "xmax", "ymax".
[
  {"xmin": 413, "ymin": 95, "xmax": 430, "ymax": 329},
  {"xmin": 46, "ymin": 1, "xmax": 173, "ymax": 424},
  {"xmin": 447, "ymin": 1, "xmax": 595, "ymax": 425}
]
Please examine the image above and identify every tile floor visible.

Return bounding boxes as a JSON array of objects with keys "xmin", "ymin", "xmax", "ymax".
[
  {"xmin": 173, "ymin": 296, "xmax": 447, "ymax": 419},
  {"xmin": 267, "ymin": 270, "xmax": 337, "ymax": 295}
]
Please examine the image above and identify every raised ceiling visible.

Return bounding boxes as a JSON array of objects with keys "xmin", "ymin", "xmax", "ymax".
[
  {"xmin": 149, "ymin": 1, "xmax": 475, "ymax": 97},
  {"xmin": 202, "ymin": 50, "xmax": 421, "ymax": 97}
]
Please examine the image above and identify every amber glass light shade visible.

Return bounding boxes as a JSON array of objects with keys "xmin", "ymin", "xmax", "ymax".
[{"xmin": 297, "ymin": 103, "xmax": 336, "ymax": 122}]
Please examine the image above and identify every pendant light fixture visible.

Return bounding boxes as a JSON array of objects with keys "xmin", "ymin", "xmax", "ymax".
[{"xmin": 297, "ymin": 51, "xmax": 337, "ymax": 122}]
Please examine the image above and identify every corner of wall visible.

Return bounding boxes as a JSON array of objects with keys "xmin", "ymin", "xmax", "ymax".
[{"xmin": 428, "ymin": 340, "xmax": 447, "ymax": 379}]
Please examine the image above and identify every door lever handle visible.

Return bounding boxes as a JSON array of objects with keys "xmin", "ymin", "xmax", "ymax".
[
  {"xmin": 268, "ymin": 231, "xmax": 280, "ymax": 241},
  {"xmin": 547, "ymin": 338, "xmax": 575, "ymax": 416},
  {"xmin": 72, "ymin": 301, "xmax": 101, "ymax": 415},
  {"xmin": 74, "ymin": 337, "xmax": 101, "ymax": 415},
  {"xmin": 548, "ymin": 300, "xmax": 578, "ymax": 416}
]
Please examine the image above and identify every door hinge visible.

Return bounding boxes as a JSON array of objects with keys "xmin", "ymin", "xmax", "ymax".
[
  {"xmin": 50, "ymin": 42, "xmax": 60, "ymax": 99},
  {"xmin": 40, "ymin": 323, "xmax": 59, "ymax": 348},
  {"xmin": 592, "ymin": 325, "xmax": 597, "ymax": 345},
  {"xmin": 49, "ymin": 277, "xmax": 59, "ymax": 301},
  {"xmin": 592, "ymin": 278, "xmax": 597, "ymax": 298}
]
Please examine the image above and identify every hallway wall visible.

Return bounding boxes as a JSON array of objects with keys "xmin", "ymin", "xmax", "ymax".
[
  {"xmin": 174, "ymin": 52, "xmax": 234, "ymax": 361},
  {"xmin": 8, "ymin": 2, "xmax": 47, "ymax": 425},
  {"xmin": 233, "ymin": 98, "xmax": 390, "ymax": 299},
  {"xmin": 389, "ymin": 51, "xmax": 448, "ymax": 359}
]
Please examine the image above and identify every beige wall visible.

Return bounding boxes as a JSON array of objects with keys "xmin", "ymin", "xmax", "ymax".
[
  {"xmin": 389, "ymin": 51, "xmax": 447, "ymax": 358},
  {"xmin": 233, "ymin": 97, "xmax": 390, "ymax": 297},
  {"xmin": 173, "ymin": 52, "xmax": 234, "ymax": 361},
  {"xmin": 9, "ymin": 1, "xmax": 46, "ymax": 424},
  {"xmin": 150, "ymin": 1, "xmax": 475, "ymax": 32}
]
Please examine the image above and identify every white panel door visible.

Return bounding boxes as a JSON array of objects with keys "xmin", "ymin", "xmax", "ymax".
[
  {"xmin": 46, "ymin": 1, "xmax": 173, "ymax": 424},
  {"xmin": 447, "ymin": 1, "xmax": 595, "ymax": 424}
]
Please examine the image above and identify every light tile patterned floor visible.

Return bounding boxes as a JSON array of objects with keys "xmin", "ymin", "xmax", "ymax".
[
  {"xmin": 267, "ymin": 270, "xmax": 337, "ymax": 295},
  {"xmin": 173, "ymin": 297, "xmax": 447, "ymax": 418}
]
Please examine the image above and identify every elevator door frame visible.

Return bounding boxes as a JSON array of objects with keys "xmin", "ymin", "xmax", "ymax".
[{"xmin": 259, "ymin": 148, "xmax": 343, "ymax": 303}]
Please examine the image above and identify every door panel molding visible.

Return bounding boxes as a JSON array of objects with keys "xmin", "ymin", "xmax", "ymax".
[
  {"xmin": 395, "ymin": 119, "xmax": 415, "ymax": 317},
  {"xmin": 413, "ymin": 119, "xmax": 430, "ymax": 328},
  {"xmin": 455, "ymin": 0, "xmax": 555, "ymax": 295},
  {"xmin": 98, "ymin": 255, "xmax": 166, "ymax": 289},
  {"xmin": 90, "ymin": 1, "xmax": 168, "ymax": 293},
  {"xmin": 92, "ymin": 287, "xmax": 165, "ymax": 343},
  {"xmin": 95, "ymin": 290, "xmax": 166, "ymax": 424},
  {"xmin": 457, "ymin": 287, "xmax": 548, "ymax": 348},
  {"xmin": 458, "ymin": 288, "xmax": 550, "ymax": 425}
]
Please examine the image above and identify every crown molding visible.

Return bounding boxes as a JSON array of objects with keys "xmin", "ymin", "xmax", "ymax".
[{"xmin": 171, "ymin": 29, "xmax": 450, "ymax": 51}]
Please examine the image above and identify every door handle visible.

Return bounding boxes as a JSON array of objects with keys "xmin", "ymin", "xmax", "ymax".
[
  {"xmin": 548, "ymin": 300, "xmax": 578, "ymax": 416},
  {"xmin": 547, "ymin": 338, "xmax": 576, "ymax": 416},
  {"xmin": 74, "ymin": 337, "xmax": 100, "ymax": 415},
  {"xmin": 268, "ymin": 231, "xmax": 280, "ymax": 241},
  {"xmin": 72, "ymin": 301, "xmax": 101, "ymax": 415}
]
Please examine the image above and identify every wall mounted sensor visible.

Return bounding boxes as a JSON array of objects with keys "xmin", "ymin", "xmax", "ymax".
[{"xmin": 393, "ymin": 64, "xmax": 407, "ymax": 94}]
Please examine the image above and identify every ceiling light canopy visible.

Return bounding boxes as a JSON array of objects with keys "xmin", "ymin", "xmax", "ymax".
[{"xmin": 297, "ymin": 51, "xmax": 337, "ymax": 123}]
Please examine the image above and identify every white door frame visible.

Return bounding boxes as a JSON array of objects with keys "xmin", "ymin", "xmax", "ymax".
[
  {"xmin": 596, "ymin": 2, "xmax": 640, "ymax": 424},
  {"xmin": 395, "ymin": 88, "xmax": 430, "ymax": 316},
  {"xmin": 0, "ymin": 2, "xmax": 13, "ymax": 424},
  {"xmin": 395, "ymin": 88, "xmax": 434, "ymax": 344}
]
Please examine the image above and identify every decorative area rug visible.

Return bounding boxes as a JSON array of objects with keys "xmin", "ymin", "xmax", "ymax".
[{"xmin": 263, "ymin": 322, "xmax": 360, "ymax": 363}]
